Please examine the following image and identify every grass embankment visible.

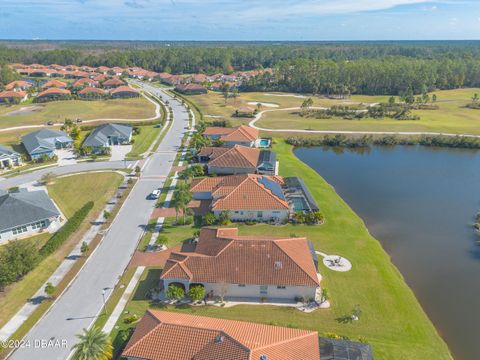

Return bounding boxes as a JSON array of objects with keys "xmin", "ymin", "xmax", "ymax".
[
  {"xmin": 127, "ymin": 125, "xmax": 162, "ymax": 158},
  {"xmin": 108, "ymin": 141, "xmax": 451, "ymax": 360},
  {"xmin": 0, "ymin": 97, "xmax": 156, "ymax": 130},
  {"xmin": 185, "ymin": 89, "xmax": 480, "ymax": 136},
  {"xmin": 0, "ymin": 172, "xmax": 123, "ymax": 331}
]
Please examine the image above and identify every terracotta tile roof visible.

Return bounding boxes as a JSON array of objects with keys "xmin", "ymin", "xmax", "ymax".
[
  {"xmin": 203, "ymin": 125, "xmax": 259, "ymax": 143},
  {"xmin": 42, "ymin": 79, "xmax": 67, "ymax": 89},
  {"xmin": 5, "ymin": 81, "xmax": 32, "ymax": 91},
  {"xmin": 160, "ymin": 227, "xmax": 319, "ymax": 287},
  {"xmin": 78, "ymin": 87, "xmax": 105, "ymax": 95},
  {"xmin": 103, "ymin": 77, "xmax": 125, "ymax": 87},
  {"xmin": 96, "ymin": 66, "xmax": 110, "ymax": 73},
  {"xmin": 37, "ymin": 88, "xmax": 71, "ymax": 97},
  {"xmin": 110, "ymin": 85, "xmax": 138, "ymax": 95},
  {"xmin": 190, "ymin": 174, "xmax": 288, "ymax": 211},
  {"xmin": 92, "ymin": 74, "xmax": 109, "ymax": 82},
  {"xmin": 123, "ymin": 310, "xmax": 320, "ymax": 360},
  {"xmin": 200, "ymin": 145, "xmax": 260, "ymax": 169},
  {"xmin": 73, "ymin": 78, "xmax": 98, "ymax": 87},
  {"xmin": 176, "ymin": 83, "xmax": 206, "ymax": 92},
  {"xmin": 0, "ymin": 91, "xmax": 27, "ymax": 99}
]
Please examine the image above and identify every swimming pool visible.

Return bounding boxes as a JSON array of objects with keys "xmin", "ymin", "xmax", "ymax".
[{"xmin": 258, "ymin": 139, "xmax": 271, "ymax": 148}]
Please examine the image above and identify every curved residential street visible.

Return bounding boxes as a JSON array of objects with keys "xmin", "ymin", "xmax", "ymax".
[
  {"xmin": 249, "ymin": 107, "xmax": 480, "ymax": 138},
  {"xmin": 8, "ymin": 83, "xmax": 190, "ymax": 360}
]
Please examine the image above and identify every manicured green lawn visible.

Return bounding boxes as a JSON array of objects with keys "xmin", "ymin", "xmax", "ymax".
[
  {"xmin": 127, "ymin": 125, "xmax": 161, "ymax": 158},
  {"xmin": 111, "ymin": 141, "xmax": 451, "ymax": 359},
  {"xmin": 0, "ymin": 97, "xmax": 156, "ymax": 129},
  {"xmin": 186, "ymin": 88, "xmax": 480, "ymax": 136},
  {"xmin": 0, "ymin": 172, "xmax": 123, "ymax": 330},
  {"xmin": 47, "ymin": 172, "xmax": 123, "ymax": 218}
]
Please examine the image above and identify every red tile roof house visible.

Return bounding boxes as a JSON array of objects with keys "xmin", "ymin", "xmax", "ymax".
[
  {"xmin": 72, "ymin": 78, "xmax": 99, "ymax": 89},
  {"xmin": 159, "ymin": 227, "xmax": 320, "ymax": 302},
  {"xmin": 197, "ymin": 145, "xmax": 277, "ymax": 175},
  {"xmin": 35, "ymin": 88, "xmax": 71, "ymax": 103},
  {"xmin": 5, "ymin": 81, "xmax": 32, "ymax": 92},
  {"xmin": 96, "ymin": 66, "xmax": 111, "ymax": 74},
  {"xmin": 92, "ymin": 74, "xmax": 109, "ymax": 82},
  {"xmin": 110, "ymin": 86, "xmax": 140, "ymax": 99},
  {"xmin": 42, "ymin": 79, "xmax": 67, "ymax": 89},
  {"xmin": 77, "ymin": 87, "xmax": 105, "ymax": 100},
  {"xmin": 190, "ymin": 174, "xmax": 290, "ymax": 222},
  {"xmin": 175, "ymin": 83, "xmax": 207, "ymax": 94},
  {"xmin": 162, "ymin": 74, "xmax": 183, "ymax": 86},
  {"xmin": 109, "ymin": 67, "xmax": 125, "ymax": 76},
  {"xmin": 0, "ymin": 91, "xmax": 28, "ymax": 104},
  {"xmin": 122, "ymin": 310, "xmax": 321, "ymax": 360},
  {"xmin": 203, "ymin": 125, "xmax": 259, "ymax": 147},
  {"xmin": 102, "ymin": 77, "xmax": 125, "ymax": 89}
]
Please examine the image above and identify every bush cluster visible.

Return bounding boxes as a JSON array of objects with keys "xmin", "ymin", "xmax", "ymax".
[
  {"xmin": 39, "ymin": 201, "xmax": 94, "ymax": 257},
  {"xmin": 286, "ymin": 134, "xmax": 480, "ymax": 149}
]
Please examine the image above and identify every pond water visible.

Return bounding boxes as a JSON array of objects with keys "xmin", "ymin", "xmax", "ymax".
[{"xmin": 295, "ymin": 145, "xmax": 480, "ymax": 360}]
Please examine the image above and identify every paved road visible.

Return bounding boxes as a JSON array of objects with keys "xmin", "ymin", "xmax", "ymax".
[
  {"xmin": 8, "ymin": 83, "xmax": 190, "ymax": 360},
  {"xmin": 0, "ymin": 161, "xmax": 135, "ymax": 190},
  {"xmin": 249, "ymin": 106, "xmax": 480, "ymax": 138}
]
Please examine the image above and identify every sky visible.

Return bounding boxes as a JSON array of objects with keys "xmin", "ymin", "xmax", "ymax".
[{"xmin": 0, "ymin": 0, "xmax": 479, "ymax": 41}]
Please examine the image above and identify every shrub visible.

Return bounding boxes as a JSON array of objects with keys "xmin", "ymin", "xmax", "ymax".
[
  {"xmin": 203, "ymin": 212, "xmax": 216, "ymax": 226},
  {"xmin": 188, "ymin": 285, "xmax": 205, "ymax": 302},
  {"xmin": 156, "ymin": 235, "xmax": 168, "ymax": 247},
  {"xmin": 44, "ymin": 282, "xmax": 56, "ymax": 298},
  {"xmin": 0, "ymin": 240, "xmax": 38, "ymax": 291},
  {"xmin": 166, "ymin": 284, "xmax": 185, "ymax": 300},
  {"xmin": 39, "ymin": 201, "xmax": 94, "ymax": 257},
  {"xmin": 123, "ymin": 314, "xmax": 139, "ymax": 324},
  {"xmin": 218, "ymin": 211, "xmax": 230, "ymax": 225}
]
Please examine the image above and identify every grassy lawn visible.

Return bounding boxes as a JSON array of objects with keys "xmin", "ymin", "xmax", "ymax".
[
  {"xmin": 0, "ymin": 172, "xmax": 123, "ymax": 331},
  {"xmin": 127, "ymin": 125, "xmax": 161, "ymax": 158},
  {"xmin": 48, "ymin": 172, "xmax": 124, "ymax": 218},
  {"xmin": 110, "ymin": 141, "xmax": 451, "ymax": 360},
  {"xmin": 0, "ymin": 97, "xmax": 156, "ymax": 130},
  {"xmin": 185, "ymin": 89, "xmax": 480, "ymax": 135}
]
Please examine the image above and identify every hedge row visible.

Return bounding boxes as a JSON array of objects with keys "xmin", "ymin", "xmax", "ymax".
[
  {"xmin": 79, "ymin": 121, "xmax": 161, "ymax": 132},
  {"xmin": 286, "ymin": 134, "xmax": 480, "ymax": 149},
  {"xmin": 39, "ymin": 201, "xmax": 94, "ymax": 257}
]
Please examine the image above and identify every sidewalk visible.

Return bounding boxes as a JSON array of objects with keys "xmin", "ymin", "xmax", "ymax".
[
  {"xmin": 0, "ymin": 177, "xmax": 128, "ymax": 342},
  {"xmin": 102, "ymin": 266, "xmax": 145, "ymax": 334}
]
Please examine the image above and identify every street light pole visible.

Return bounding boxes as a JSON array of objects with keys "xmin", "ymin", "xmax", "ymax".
[{"xmin": 102, "ymin": 289, "xmax": 107, "ymax": 316}]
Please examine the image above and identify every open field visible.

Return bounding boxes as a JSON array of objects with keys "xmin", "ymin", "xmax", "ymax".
[
  {"xmin": 107, "ymin": 141, "xmax": 450, "ymax": 360},
  {"xmin": 0, "ymin": 97, "xmax": 156, "ymax": 130},
  {"xmin": 185, "ymin": 89, "xmax": 480, "ymax": 135},
  {"xmin": 0, "ymin": 172, "xmax": 123, "ymax": 330}
]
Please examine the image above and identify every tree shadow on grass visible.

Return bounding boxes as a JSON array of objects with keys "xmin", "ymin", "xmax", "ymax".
[{"xmin": 131, "ymin": 268, "xmax": 162, "ymax": 301}]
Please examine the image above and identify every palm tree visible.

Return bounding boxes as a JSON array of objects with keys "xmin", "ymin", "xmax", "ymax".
[{"xmin": 71, "ymin": 326, "xmax": 113, "ymax": 360}]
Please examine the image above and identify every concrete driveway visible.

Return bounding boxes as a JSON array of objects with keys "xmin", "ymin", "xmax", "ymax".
[
  {"xmin": 109, "ymin": 145, "xmax": 132, "ymax": 161},
  {"xmin": 55, "ymin": 149, "xmax": 77, "ymax": 166}
]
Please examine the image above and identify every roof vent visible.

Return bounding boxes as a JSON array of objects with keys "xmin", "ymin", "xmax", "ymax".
[
  {"xmin": 274, "ymin": 261, "xmax": 283, "ymax": 270},
  {"xmin": 215, "ymin": 335, "xmax": 225, "ymax": 343}
]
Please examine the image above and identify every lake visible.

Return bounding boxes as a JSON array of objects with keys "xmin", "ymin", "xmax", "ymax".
[{"xmin": 295, "ymin": 145, "xmax": 480, "ymax": 360}]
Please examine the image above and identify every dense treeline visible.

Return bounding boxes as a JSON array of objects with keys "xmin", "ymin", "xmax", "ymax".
[
  {"xmin": 242, "ymin": 57, "xmax": 480, "ymax": 95},
  {"xmin": 3, "ymin": 42, "xmax": 480, "ymax": 94},
  {"xmin": 286, "ymin": 134, "xmax": 480, "ymax": 149}
]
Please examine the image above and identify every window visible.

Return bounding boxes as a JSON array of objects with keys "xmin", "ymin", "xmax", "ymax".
[
  {"xmin": 238, "ymin": 284, "xmax": 246, "ymax": 287},
  {"xmin": 257, "ymin": 211, "xmax": 263, "ymax": 218},
  {"xmin": 273, "ymin": 211, "xmax": 280, "ymax": 214},
  {"xmin": 259, "ymin": 285, "xmax": 268, "ymax": 294},
  {"xmin": 277, "ymin": 285, "xmax": 286, "ymax": 290},
  {"xmin": 12, "ymin": 225, "xmax": 28, "ymax": 235},
  {"xmin": 274, "ymin": 261, "xmax": 283, "ymax": 270}
]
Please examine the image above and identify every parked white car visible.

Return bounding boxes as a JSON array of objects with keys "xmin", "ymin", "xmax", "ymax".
[{"xmin": 149, "ymin": 189, "xmax": 161, "ymax": 199}]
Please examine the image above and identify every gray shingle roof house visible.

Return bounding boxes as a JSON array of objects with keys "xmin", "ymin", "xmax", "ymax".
[
  {"xmin": 83, "ymin": 123, "xmax": 133, "ymax": 148},
  {"xmin": 0, "ymin": 145, "xmax": 22, "ymax": 169},
  {"xmin": 21, "ymin": 129, "xmax": 73, "ymax": 160},
  {"xmin": 0, "ymin": 189, "xmax": 61, "ymax": 244}
]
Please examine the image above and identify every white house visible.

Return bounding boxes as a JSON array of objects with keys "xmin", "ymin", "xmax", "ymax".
[{"xmin": 160, "ymin": 227, "xmax": 320, "ymax": 302}]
